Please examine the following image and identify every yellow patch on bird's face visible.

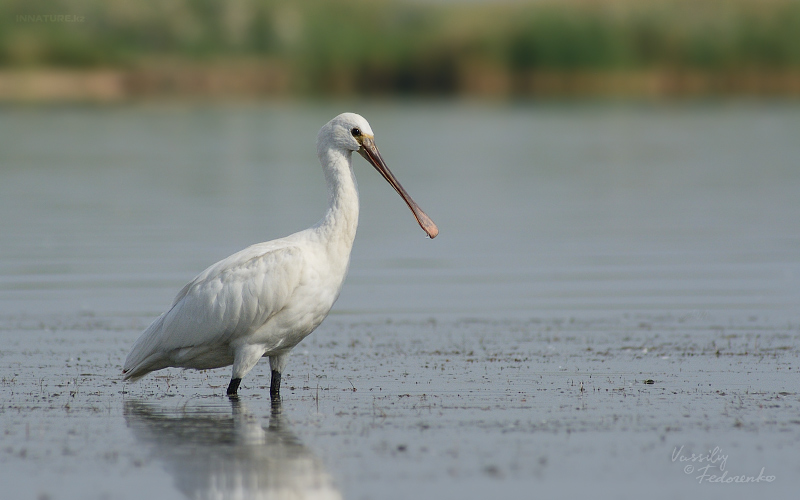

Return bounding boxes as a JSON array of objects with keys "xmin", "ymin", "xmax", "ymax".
[{"xmin": 349, "ymin": 125, "xmax": 372, "ymax": 147}]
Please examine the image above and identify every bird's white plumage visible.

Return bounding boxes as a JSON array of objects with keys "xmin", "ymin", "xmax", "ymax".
[{"xmin": 123, "ymin": 112, "xmax": 436, "ymax": 393}]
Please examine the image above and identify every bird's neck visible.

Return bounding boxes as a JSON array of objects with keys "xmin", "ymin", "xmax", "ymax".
[{"xmin": 314, "ymin": 148, "xmax": 360, "ymax": 253}]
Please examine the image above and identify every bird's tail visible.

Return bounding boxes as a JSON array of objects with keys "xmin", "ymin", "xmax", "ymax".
[
  {"xmin": 122, "ymin": 352, "xmax": 169, "ymax": 382},
  {"xmin": 122, "ymin": 312, "xmax": 170, "ymax": 382}
]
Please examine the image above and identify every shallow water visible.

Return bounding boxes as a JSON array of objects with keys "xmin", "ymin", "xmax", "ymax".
[{"xmin": 1, "ymin": 101, "xmax": 799, "ymax": 499}]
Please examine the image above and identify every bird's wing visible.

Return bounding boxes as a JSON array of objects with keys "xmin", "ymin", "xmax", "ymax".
[{"xmin": 123, "ymin": 242, "xmax": 307, "ymax": 378}]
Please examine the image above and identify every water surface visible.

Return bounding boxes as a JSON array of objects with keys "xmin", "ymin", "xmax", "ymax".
[
  {"xmin": 2, "ymin": 101, "xmax": 798, "ymax": 319},
  {"xmin": 1, "ymin": 101, "xmax": 799, "ymax": 499}
]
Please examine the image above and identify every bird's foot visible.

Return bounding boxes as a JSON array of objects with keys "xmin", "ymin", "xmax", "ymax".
[{"xmin": 227, "ymin": 377, "xmax": 242, "ymax": 396}]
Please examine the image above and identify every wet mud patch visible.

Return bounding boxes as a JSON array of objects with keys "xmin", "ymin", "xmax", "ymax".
[{"xmin": 1, "ymin": 312, "xmax": 799, "ymax": 499}]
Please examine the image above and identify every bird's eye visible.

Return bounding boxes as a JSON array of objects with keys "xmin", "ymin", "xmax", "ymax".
[{"xmin": 351, "ymin": 127, "xmax": 361, "ymax": 137}]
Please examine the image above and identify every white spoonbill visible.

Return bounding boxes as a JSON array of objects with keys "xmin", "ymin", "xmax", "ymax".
[{"xmin": 122, "ymin": 113, "xmax": 438, "ymax": 399}]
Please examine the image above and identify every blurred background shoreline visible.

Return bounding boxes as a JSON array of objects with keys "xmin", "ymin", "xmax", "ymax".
[{"xmin": 3, "ymin": 0, "xmax": 800, "ymax": 102}]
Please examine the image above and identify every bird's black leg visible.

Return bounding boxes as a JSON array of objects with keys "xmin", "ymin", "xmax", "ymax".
[
  {"xmin": 270, "ymin": 370, "xmax": 281, "ymax": 401},
  {"xmin": 227, "ymin": 377, "xmax": 242, "ymax": 396}
]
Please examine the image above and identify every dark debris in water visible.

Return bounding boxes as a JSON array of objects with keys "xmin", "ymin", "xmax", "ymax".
[{"xmin": 1, "ymin": 312, "xmax": 799, "ymax": 496}]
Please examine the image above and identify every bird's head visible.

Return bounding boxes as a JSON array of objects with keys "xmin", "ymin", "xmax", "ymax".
[
  {"xmin": 318, "ymin": 112, "xmax": 375, "ymax": 154},
  {"xmin": 318, "ymin": 113, "xmax": 438, "ymax": 239}
]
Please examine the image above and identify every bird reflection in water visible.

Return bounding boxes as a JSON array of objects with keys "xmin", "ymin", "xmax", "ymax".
[{"xmin": 124, "ymin": 398, "xmax": 341, "ymax": 500}]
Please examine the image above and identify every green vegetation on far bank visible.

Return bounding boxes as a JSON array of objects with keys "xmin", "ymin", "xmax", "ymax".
[{"xmin": 3, "ymin": 0, "xmax": 800, "ymax": 97}]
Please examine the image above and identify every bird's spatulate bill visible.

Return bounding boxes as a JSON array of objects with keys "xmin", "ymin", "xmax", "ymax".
[{"xmin": 359, "ymin": 138, "xmax": 439, "ymax": 239}]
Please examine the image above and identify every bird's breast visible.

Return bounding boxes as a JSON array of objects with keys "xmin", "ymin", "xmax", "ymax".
[{"xmin": 249, "ymin": 239, "xmax": 351, "ymax": 353}]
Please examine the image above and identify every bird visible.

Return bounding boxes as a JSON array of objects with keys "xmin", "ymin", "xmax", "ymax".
[{"xmin": 122, "ymin": 112, "xmax": 438, "ymax": 400}]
